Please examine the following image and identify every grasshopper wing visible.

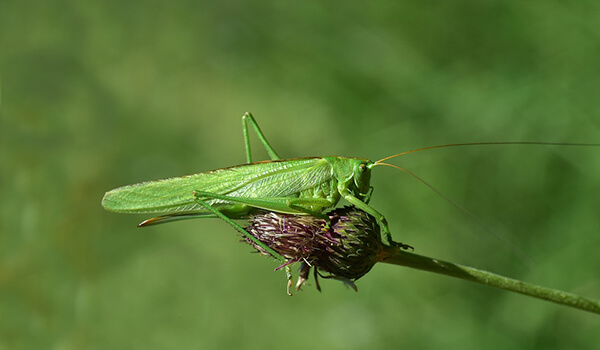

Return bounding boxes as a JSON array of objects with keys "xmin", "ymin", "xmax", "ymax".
[{"xmin": 101, "ymin": 158, "xmax": 334, "ymax": 216}]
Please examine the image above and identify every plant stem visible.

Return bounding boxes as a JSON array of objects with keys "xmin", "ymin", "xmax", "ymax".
[{"xmin": 378, "ymin": 246, "xmax": 600, "ymax": 315}]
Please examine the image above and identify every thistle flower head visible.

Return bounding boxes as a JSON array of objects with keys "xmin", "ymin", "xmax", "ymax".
[
  {"xmin": 243, "ymin": 206, "xmax": 387, "ymax": 290},
  {"xmin": 317, "ymin": 207, "xmax": 384, "ymax": 280}
]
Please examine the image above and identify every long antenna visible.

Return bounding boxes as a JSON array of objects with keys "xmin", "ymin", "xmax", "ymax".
[
  {"xmin": 374, "ymin": 162, "xmax": 534, "ymax": 267},
  {"xmin": 376, "ymin": 142, "xmax": 600, "ymax": 164}
]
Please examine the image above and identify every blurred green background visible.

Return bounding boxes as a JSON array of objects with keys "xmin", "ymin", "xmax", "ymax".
[{"xmin": 1, "ymin": 1, "xmax": 600, "ymax": 349}]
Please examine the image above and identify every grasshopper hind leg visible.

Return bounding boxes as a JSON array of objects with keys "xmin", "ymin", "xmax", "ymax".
[
  {"xmin": 191, "ymin": 191, "xmax": 296, "ymax": 295},
  {"xmin": 242, "ymin": 112, "xmax": 281, "ymax": 163}
]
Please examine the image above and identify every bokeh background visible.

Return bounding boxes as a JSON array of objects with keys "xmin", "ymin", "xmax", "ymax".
[{"xmin": 2, "ymin": 1, "xmax": 600, "ymax": 349}]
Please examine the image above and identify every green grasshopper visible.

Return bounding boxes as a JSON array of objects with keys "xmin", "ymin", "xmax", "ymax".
[
  {"xmin": 102, "ymin": 112, "xmax": 598, "ymax": 292},
  {"xmin": 102, "ymin": 113, "xmax": 402, "ymax": 240}
]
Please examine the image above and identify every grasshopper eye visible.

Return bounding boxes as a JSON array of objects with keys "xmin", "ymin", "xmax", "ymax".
[{"xmin": 359, "ymin": 164, "xmax": 366, "ymax": 172}]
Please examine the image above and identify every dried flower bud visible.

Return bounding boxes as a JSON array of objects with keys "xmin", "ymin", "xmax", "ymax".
[{"xmin": 243, "ymin": 206, "xmax": 392, "ymax": 290}]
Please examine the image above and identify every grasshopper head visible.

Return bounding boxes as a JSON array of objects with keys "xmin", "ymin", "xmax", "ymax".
[
  {"xmin": 353, "ymin": 159, "xmax": 373, "ymax": 200},
  {"xmin": 324, "ymin": 157, "xmax": 373, "ymax": 200}
]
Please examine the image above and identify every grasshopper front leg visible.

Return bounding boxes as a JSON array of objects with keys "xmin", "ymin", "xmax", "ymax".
[{"xmin": 340, "ymin": 190, "xmax": 413, "ymax": 250}]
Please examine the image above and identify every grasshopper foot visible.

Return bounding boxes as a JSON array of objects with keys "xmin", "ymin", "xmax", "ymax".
[
  {"xmin": 387, "ymin": 234, "xmax": 414, "ymax": 251},
  {"xmin": 392, "ymin": 241, "xmax": 414, "ymax": 251}
]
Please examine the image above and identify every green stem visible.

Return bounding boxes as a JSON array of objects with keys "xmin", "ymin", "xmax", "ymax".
[{"xmin": 379, "ymin": 246, "xmax": 600, "ymax": 315}]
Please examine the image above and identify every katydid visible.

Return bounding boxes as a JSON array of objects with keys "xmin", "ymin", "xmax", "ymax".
[{"xmin": 102, "ymin": 112, "xmax": 598, "ymax": 291}]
